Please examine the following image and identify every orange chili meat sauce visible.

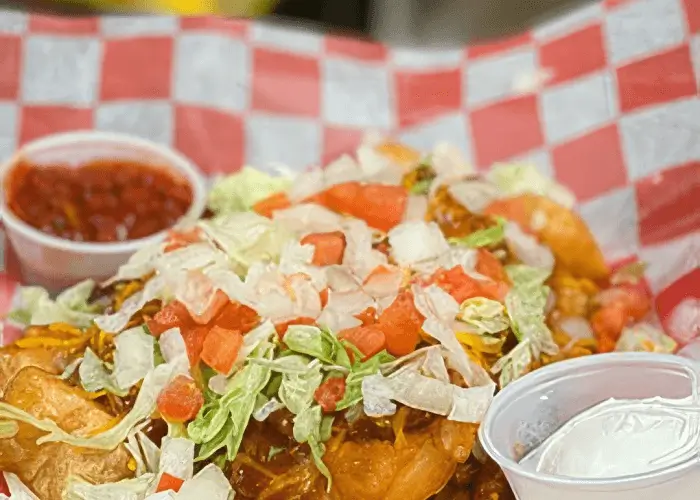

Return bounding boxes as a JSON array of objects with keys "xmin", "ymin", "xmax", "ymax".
[{"xmin": 5, "ymin": 159, "xmax": 193, "ymax": 243}]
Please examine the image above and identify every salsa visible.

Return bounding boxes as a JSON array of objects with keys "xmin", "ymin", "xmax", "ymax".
[{"xmin": 5, "ymin": 159, "xmax": 193, "ymax": 243}]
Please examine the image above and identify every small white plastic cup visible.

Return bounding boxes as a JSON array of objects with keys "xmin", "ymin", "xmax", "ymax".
[
  {"xmin": 479, "ymin": 352, "xmax": 700, "ymax": 500},
  {"xmin": 0, "ymin": 131, "xmax": 208, "ymax": 291}
]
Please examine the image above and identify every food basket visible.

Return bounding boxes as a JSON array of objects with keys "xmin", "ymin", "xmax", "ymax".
[
  {"xmin": 0, "ymin": 0, "xmax": 697, "ymax": 498},
  {"xmin": 1, "ymin": 0, "xmax": 696, "ymax": 348}
]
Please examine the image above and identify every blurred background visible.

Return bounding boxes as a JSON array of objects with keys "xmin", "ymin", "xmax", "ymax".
[{"xmin": 1, "ymin": 0, "xmax": 600, "ymax": 45}]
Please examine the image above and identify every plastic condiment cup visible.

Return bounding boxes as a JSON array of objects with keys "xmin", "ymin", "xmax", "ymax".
[
  {"xmin": 479, "ymin": 352, "xmax": 700, "ymax": 500},
  {"xmin": 0, "ymin": 131, "xmax": 208, "ymax": 291}
]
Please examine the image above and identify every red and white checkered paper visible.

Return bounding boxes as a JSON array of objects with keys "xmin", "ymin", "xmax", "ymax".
[{"xmin": 0, "ymin": 0, "xmax": 697, "ymax": 346}]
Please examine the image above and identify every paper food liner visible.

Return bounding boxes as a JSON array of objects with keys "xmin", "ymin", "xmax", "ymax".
[{"xmin": 0, "ymin": 1, "xmax": 697, "ymax": 342}]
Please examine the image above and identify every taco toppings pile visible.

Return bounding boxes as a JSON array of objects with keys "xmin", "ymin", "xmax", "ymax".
[{"xmin": 0, "ymin": 136, "xmax": 672, "ymax": 500}]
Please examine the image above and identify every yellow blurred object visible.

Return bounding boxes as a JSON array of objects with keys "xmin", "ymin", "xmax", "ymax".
[
  {"xmin": 402, "ymin": 164, "xmax": 435, "ymax": 194},
  {"xmin": 550, "ymin": 268, "xmax": 600, "ymax": 318},
  {"xmin": 375, "ymin": 141, "xmax": 422, "ymax": 170},
  {"xmin": 113, "ymin": 280, "xmax": 145, "ymax": 312},
  {"xmin": 73, "ymin": 0, "xmax": 278, "ymax": 16},
  {"xmin": 392, "ymin": 406, "xmax": 410, "ymax": 449},
  {"xmin": 455, "ymin": 331, "xmax": 505, "ymax": 355},
  {"xmin": 14, "ymin": 335, "xmax": 90, "ymax": 350},
  {"xmin": 485, "ymin": 194, "xmax": 609, "ymax": 280},
  {"xmin": 47, "ymin": 323, "xmax": 83, "ymax": 337}
]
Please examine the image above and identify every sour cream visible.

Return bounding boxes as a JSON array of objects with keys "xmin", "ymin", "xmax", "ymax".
[{"xmin": 519, "ymin": 397, "xmax": 700, "ymax": 479}]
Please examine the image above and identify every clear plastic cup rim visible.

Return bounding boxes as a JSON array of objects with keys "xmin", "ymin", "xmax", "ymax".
[
  {"xmin": 478, "ymin": 352, "xmax": 700, "ymax": 489},
  {"xmin": 0, "ymin": 130, "xmax": 208, "ymax": 255}
]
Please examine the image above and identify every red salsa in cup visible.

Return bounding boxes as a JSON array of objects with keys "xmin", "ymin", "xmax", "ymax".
[{"xmin": 5, "ymin": 159, "xmax": 193, "ymax": 243}]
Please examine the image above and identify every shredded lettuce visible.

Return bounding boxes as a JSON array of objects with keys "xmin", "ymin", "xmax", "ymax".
[
  {"xmin": 492, "ymin": 265, "xmax": 558, "ymax": 387},
  {"xmin": 334, "ymin": 348, "xmax": 394, "ymax": 411},
  {"xmin": 505, "ymin": 264, "xmax": 550, "ymax": 287},
  {"xmin": 252, "ymin": 396, "xmax": 284, "ymax": 422},
  {"xmin": 208, "ymin": 167, "xmax": 291, "ymax": 215},
  {"xmin": 158, "ymin": 328, "xmax": 190, "ymax": 375},
  {"xmin": 62, "ymin": 461, "xmax": 231, "ymax": 500},
  {"xmin": 9, "ymin": 280, "xmax": 99, "ymax": 327},
  {"xmin": 293, "ymin": 405, "xmax": 334, "ymax": 491},
  {"xmin": 198, "ymin": 213, "xmax": 293, "ymax": 275},
  {"xmin": 283, "ymin": 325, "xmax": 353, "ymax": 366},
  {"xmin": 272, "ymin": 203, "xmax": 344, "ymax": 235},
  {"xmin": 449, "ymin": 218, "xmax": 505, "ymax": 248},
  {"xmin": 95, "ymin": 276, "xmax": 166, "ymax": 334},
  {"xmin": 362, "ymin": 366, "xmax": 494, "ymax": 423},
  {"xmin": 504, "ymin": 222, "xmax": 555, "ymax": 272},
  {"xmin": 1, "ymin": 473, "xmax": 39, "ymax": 500},
  {"xmin": 154, "ymin": 243, "xmax": 228, "ymax": 277},
  {"xmin": 59, "ymin": 358, "xmax": 83, "ymax": 380},
  {"xmin": 139, "ymin": 433, "xmax": 162, "ymax": 473},
  {"xmin": 505, "ymin": 283, "xmax": 551, "ymax": 344},
  {"xmin": 279, "ymin": 360, "xmax": 324, "ymax": 415},
  {"xmin": 171, "ymin": 464, "xmax": 232, "ymax": 500},
  {"xmin": 487, "ymin": 163, "xmax": 575, "ymax": 209},
  {"xmin": 412, "ymin": 284, "xmax": 493, "ymax": 387},
  {"xmin": 388, "ymin": 221, "xmax": 450, "ymax": 268},
  {"xmin": 616, "ymin": 323, "xmax": 677, "ymax": 354},
  {"xmin": 63, "ymin": 474, "xmax": 155, "ymax": 500},
  {"xmin": 103, "ymin": 242, "xmax": 165, "ymax": 286},
  {"xmin": 188, "ymin": 340, "xmax": 274, "ymax": 461},
  {"xmin": 490, "ymin": 341, "xmax": 534, "ymax": 388},
  {"xmin": 158, "ymin": 437, "xmax": 195, "ymax": 482},
  {"xmin": 457, "ymin": 297, "xmax": 510, "ymax": 334},
  {"xmin": 409, "ymin": 178, "xmax": 432, "ymax": 196},
  {"xmin": 0, "ymin": 419, "xmax": 18, "ymax": 438},
  {"xmin": 446, "ymin": 180, "xmax": 500, "ymax": 214},
  {"xmin": 79, "ymin": 326, "xmax": 155, "ymax": 396}
]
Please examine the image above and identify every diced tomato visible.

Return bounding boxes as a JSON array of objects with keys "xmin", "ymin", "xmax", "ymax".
[
  {"xmin": 377, "ymin": 291, "xmax": 424, "ymax": 356},
  {"xmin": 252, "ymin": 192, "xmax": 291, "ymax": 218},
  {"xmin": 181, "ymin": 325, "xmax": 210, "ymax": 366},
  {"xmin": 606, "ymin": 285, "xmax": 651, "ymax": 321},
  {"xmin": 432, "ymin": 266, "xmax": 483, "ymax": 304},
  {"xmin": 214, "ymin": 301, "xmax": 260, "ymax": 333},
  {"xmin": 363, "ymin": 265, "xmax": 395, "ymax": 285},
  {"xmin": 354, "ymin": 184, "xmax": 408, "ymax": 233},
  {"xmin": 597, "ymin": 335, "xmax": 618, "ymax": 354},
  {"xmin": 156, "ymin": 472, "xmax": 185, "ymax": 493},
  {"xmin": 314, "ymin": 377, "xmax": 347, "ymax": 412},
  {"xmin": 476, "ymin": 248, "xmax": 508, "ymax": 283},
  {"xmin": 432, "ymin": 266, "xmax": 508, "ymax": 304},
  {"xmin": 157, "ymin": 374, "xmax": 204, "ymax": 422},
  {"xmin": 164, "ymin": 227, "xmax": 202, "ymax": 253},
  {"xmin": 313, "ymin": 182, "xmax": 408, "ymax": 233},
  {"xmin": 303, "ymin": 191, "xmax": 328, "ymax": 206},
  {"xmin": 338, "ymin": 325, "xmax": 386, "ymax": 359},
  {"xmin": 146, "ymin": 300, "xmax": 193, "ymax": 337},
  {"xmin": 319, "ymin": 288, "xmax": 330, "ymax": 308},
  {"xmin": 591, "ymin": 303, "xmax": 628, "ymax": 352},
  {"xmin": 591, "ymin": 283, "xmax": 651, "ymax": 353},
  {"xmin": 625, "ymin": 294, "xmax": 651, "ymax": 322},
  {"xmin": 190, "ymin": 289, "xmax": 230, "ymax": 325},
  {"xmin": 478, "ymin": 280, "xmax": 510, "ymax": 302},
  {"xmin": 300, "ymin": 231, "xmax": 347, "ymax": 266},
  {"xmin": 321, "ymin": 182, "xmax": 363, "ymax": 215},
  {"xmin": 275, "ymin": 317, "xmax": 317, "ymax": 339},
  {"xmin": 201, "ymin": 326, "xmax": 244, "ymax": 375},
  {"xmin": 355, "ymin": 306, "xmax": 378, "ymax": 326}
]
